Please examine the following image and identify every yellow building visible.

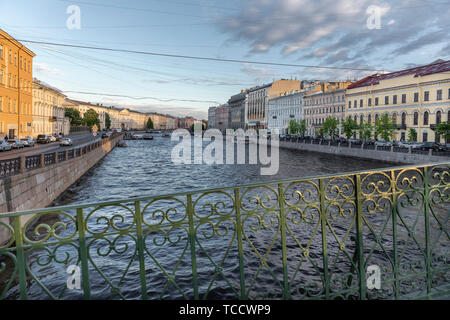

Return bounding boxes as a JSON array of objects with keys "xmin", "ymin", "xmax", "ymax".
[
  {"xmin": 32, "ymin": 78, "xmax": 69, "ymax": 137},
  {"xmin": 63, "ymin": 99, "xmax": 107, "ymax": 129},
  {"xmin": 345, "ymin": 60, "xmax": 450, "ymax": 143},
  {"xmin": 0, "ymin": 29, "xmax": 35, "ymax": 139}
]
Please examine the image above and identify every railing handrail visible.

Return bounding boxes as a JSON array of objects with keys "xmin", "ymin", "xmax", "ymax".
[{"xmin": 2, "ymin": 160, "xmax": 449, "ymax": 218}]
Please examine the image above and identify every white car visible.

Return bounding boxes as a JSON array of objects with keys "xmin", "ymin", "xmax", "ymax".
[
  {"xmin": 0, "ymin": 140, "xmax": 12, "ymax": 151},
  {"xmin": 59, "ymin": 138, "xmax": 73, "ymax": 146},
  {"xmin": 49, "ymin": 135, "xmax": 57, "ymax": 142},
  {"xmin": 374, "ymin": 140, "xmax": 393, "ymax": 147}
]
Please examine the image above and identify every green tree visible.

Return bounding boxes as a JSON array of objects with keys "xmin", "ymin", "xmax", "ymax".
[
  {"xmin": 407, "ymin": 128, "xmax": 417, "ymax": 142},
  {"xmin": 342, "ymin": 117, "xmax": 358, "ymax": 139},
  {"xmin": 146, "ymin": 117, "xmax": 154, "ymax": 129},
  {"xmin": 65, "ymin": 107, "xmax": 83, "ymax": 126},
  {"xmin": 298, "ymin": 119, "xmax": 307, "ymax": 137},
  {"xmin": 375, "ymin": 114, "xmax": 395, "ymax": 141},
  {"xmin": 83, "ymin": 108, "xmax": 100, "ymax": 128},
  {"xmin": 322, "ymin": 117, "xmax": 339, "ymax": 139},
  {"xmin": 435, "ymin": 121, "xmax": 450, "ymax": 142},
  {"xmin": 105, "ymin": 113, "xmax": 111, "ymax": 129},
  {"xmin": 359, "ymin": 121, "xmax": 372, "ymax": 141},
  {"xmin": 287, "ymin": 120, "xmax": 301, "ymax": 134}
]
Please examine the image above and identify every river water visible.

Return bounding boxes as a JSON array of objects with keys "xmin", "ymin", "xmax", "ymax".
[{"xmin": 3, "ymin": 136, "xmax": 447, "ymax": 300}]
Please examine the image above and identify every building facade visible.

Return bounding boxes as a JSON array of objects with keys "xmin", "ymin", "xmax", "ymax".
[
  {"xmin": 304, "ymin": 88, "xmax": 347, "ymax": 136},
  {"xmin": 208, "ymin": 106, "xmax": 217, "ymax": 129},
  {"xmin": 215, "ymin": 104, "xmax": 230, "ymax": 132},
  {"xmin": 64, "ymin": 99, "xmax": 107, "ymax": 130},
  {"xmin": 228, "ymin": 91, "xmax": 247, "ymax": 130},
  {"xmin": 0, "ymin": 29, "xmax": 35, "ymax": 139},
  {"xmin": 268, "ymin": 91, "xmax": 304, "ymax": 135},
  {"xmin": 247, "ymin": 79, "xmax": 302, "ymax": 129},
  {"xmin": 32, "ymin": 78, "xmax": 69, "ymax": 137},
  {"xmin": 345, "ymin": 60, "xmax": 450, "ymax": 143}
]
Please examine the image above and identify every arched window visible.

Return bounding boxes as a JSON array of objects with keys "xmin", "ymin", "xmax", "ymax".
[
  {"xmin": 448, "ymin": 110, "xmax": 450, "ymax": 122},
  {"xmin": 401, "ymin": 112, "xmax": 406, "ymax": 126},
  {"xmin": 360, "ymin": 115, "xmax": 364, "ymax": 124},
  {"xmin": 392, "ymin": 113, "xmax": 397, "ymax": 124},
  {"xmin": 354, "ymin": 115, "xmax": 357, "ymax": 124},
  {"xmin": 368, "ymin": 114, "xmax": 372, "ymax": 124},
  {"xmin": 413, "ymin": 112, "xmax": 418, "ymax": 125},
  {"xmin": 424, "ymin": 111, "xmax": 429, "ymax": 125},
  {"xmin": 436, "ymin": 111, "xmax": 441, "ymax": 124}
]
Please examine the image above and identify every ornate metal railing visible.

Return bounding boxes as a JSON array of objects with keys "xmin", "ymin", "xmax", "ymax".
[
  {"xmin": 0, "ymin": 158, "xmax": 20, "ymax": 178},
  {"xmin": 0, "ymin": 162, "xmax": 448, "ymax": 300}
]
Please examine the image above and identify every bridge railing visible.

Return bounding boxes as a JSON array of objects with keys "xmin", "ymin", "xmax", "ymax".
[{"xmin": 0, "ymin": 162, "xmax": 448, "ymax": 300}]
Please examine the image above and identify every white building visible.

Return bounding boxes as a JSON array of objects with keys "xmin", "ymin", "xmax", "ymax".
[
  {"xmin": 268, "ymin": 91, "xmax": 304, "ymax": 134},
  {"xmin": 208, "ymin": 106, "xmax": 217, "ymax": 129}
]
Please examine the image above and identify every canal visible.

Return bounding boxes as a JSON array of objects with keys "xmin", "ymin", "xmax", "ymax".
[{"xmin": 2, "ymin": 136, "xmax": 446, "ymax": 300}]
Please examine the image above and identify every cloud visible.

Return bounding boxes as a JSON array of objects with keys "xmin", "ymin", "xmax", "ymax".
[
  {"xmin": 34, "ymin": 62, "xmax": 63, "ymax": 75},
  {"xmin": 217, "ymin": 0, "xmax": 450, "ymax": 69}
]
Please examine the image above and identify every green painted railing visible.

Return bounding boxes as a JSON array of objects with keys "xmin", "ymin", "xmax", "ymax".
[{"xmin": 0, "ymin": 162, "xmax": 449, "ymax": 300}]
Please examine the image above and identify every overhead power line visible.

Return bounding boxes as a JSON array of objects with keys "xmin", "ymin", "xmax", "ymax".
[{"xmin": 0, "ymin": 35, "xmax": 384, "ymax": 72}]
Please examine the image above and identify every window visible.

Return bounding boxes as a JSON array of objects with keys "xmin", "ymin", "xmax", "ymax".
[
  {"xmin": 0, "ymin": 96, "xmax": 2, "ymax": 112},
  {"xmin": 0, "ymin": 44, "xmax": 3, "ymax": 59},
  {"xmin": 401, "ymin": 113, "xmax": 406, "ymax": 126},
  {"xmin": 402, "ymin": 94, "xmax": 406, "ymax": 103},
  {"xmin": 360, "ymin": 115, "xmax": 363, "ymax": 124},
  {"xmin": 0, "ymin": 70, "xmax": 3, "ymax": 84},
  {"xmin": 385, "ymin": 96, "xmax": 389, "ymax": 105},
  {"xmin": 414, "ymin": 92, "xmax": 419, "ymax": 102},
  {"xmin": 348, "ymin": 101, "xmax": 351, "ymax": 108},
  {"xmin": 424, "ymin": 91, "xmax": 429, "ymax": 101},
  {"xmin": 393, "ymin": 95, "xmax": 397, "ymax": 104},
  {"xmin": 436, "ymin": 111, "xmax": 441, "ymax": 124},
  {"xmin": 392, "ymin": 113, "xmax": 397, "ymax": 124},
  {"xmin": 413, "ymin": 112, "xmax": 418, "ymax": 125},
  {"xmin": 368, "ymin": 98, "xmax": 372, "ymax": 106},
  {"xmin": 375, "ymin": 97, "xmax": 379, "ymax": 106},
  {"xmin": 354, "ymin": 100, "xmax": 357, "ymax": 108},
  {"xmin": 423, "ymin": 132, "xmax": 428, "ymax": 142},
  {"xmin": 368, "ymin": 114, "xmax": 371, "ymax": 124},
  {"xmin": 437, "ymin": 89, "xmax": 442, "ymax": 101},
  {"xmin": 424, "ymin": 111, "xmax": 429, "ymax": 125},
  {"xmin": 360, "ymin": 99, "xmax": 363, "ymax": 108}
]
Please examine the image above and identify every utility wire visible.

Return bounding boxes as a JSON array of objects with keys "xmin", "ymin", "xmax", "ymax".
[{"xmin": 0, "ymin": 34, "xmax": 384, "ymax": 72}]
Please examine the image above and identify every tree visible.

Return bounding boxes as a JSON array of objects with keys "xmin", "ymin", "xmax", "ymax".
[
  {"xmin": 435, "ymin": 121, "xmax": 450, "ymax": 142},
  {"xmin": 65, "ymin": 107, "xmax": 83, "ymax": 126},
  {"xmin": 407, "ymin": 128, "xmax": 417, "ymax": 142},
  {"xmin": 375, "ymin": 114, "xmax": 395, "ymax": 141},
  {"xmin": 298, "ymin": 119, "xmax": 307, "ymax": 137},
  {"xmin": 359, "ymin": 121, "xmax": 372, "ymax": 141},
  {"xmin": 287, "ymin": 120, "xmax": 301, "ymax": 134},
  {"xmin": 83, "ymin": 109, "xmax": 100, "ymax": 128},
  {"xmin": 105, "ymin": 113, "xmax": 111, "ymax": 130},
  {"xmin": 146, "ymin": 117, "xmax": 154, "ymax": 129},
  {"xmin": 322, "ymin": 117, "xmax": 339, "ymax": 139},
  {"xmin": 342, "ymin": 117, "xmax": 358, "ymax": 139}
]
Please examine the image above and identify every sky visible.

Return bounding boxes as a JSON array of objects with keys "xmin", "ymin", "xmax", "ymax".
[{"xmin": 0, "ymin": 0, "xmax": 449, "ymax": 120}]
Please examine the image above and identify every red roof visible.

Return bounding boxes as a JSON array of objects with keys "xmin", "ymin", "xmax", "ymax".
[{"xmin": 348, "ymin": 60, "xmax": 450, "ymax": 89}]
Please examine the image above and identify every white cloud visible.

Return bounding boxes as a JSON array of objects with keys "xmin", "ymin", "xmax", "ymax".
[{"xmin": 34, "ymin": 62, "xmax": 63, "ymax": 75}]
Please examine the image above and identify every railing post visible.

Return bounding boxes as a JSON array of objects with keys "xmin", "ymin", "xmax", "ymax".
[
  {"xmin": 76, "ymin": 208, "xmax": 91, "ymax": 299},
  {"xmin": 54, "ymin": 152, "xmax": 59, "ymax": 164},
  {"xmin": 187, "ymin": 194, "xmax": 199, "ymax": 299},
  {"xmin": 277, "ymin": 183, "xmax": 290, "ymax": 299},
  {"xmin": 354, "ymin": 174, "xmax": 366, "ymax": 299},
  {"xmin": 234, "ymin": 188, "xmax": 246, "ymax": 300},
  {"xmin": 134, "ymin": 200, "xmax": 148, "ymax": 300},
  {"xmin": 19, "ymin": 156, "xmax": 26, "ymax": 174},
  {"xmin": 423, "ymin": 166, "xmax": 432, "ymax": 297},
  {"xmin": 40, "ymin": 153, "xmax": 45, "ymax": 168},
  {"xmin": 13, "ymin": 216, "xmax": 27, "ymax": 300},
  {"xmin": 319, "ymin": 178, "xmax": 330, "ymax": 299},
  {"xmin": 390, "ymin": 170, "xmax": 400, "ymax": 298}
]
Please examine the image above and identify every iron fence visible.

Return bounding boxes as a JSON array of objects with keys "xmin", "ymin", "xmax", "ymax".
[
  {"xmin": 0, "ymin": 162, "xmax": 448, "ymax": 300},
  {"xmin": 25, "ymin": 155, "xmax": 41, "ymax": 171},
  {"xmin": 0, "ymin": 158, "xmax": 20, "ymax": 178}
]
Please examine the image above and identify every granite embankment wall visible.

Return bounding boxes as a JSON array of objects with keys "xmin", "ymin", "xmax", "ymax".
[
  {"xmin": 277, "ymin": 140, "xmax": 449, "ymax": 164},
  {"xmin": 0, "ymin": 134, "xmax": 122, "ymax": 244}
]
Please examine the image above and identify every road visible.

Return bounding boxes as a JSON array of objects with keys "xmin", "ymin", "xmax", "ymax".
[{"xmin": 0, "ymin": 133, "xmax": 101, "ymax": 160}]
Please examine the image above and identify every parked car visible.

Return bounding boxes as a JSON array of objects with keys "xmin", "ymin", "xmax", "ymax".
[
  {"xmin": 59, "ymin": 138, "xmax": 73, "ymax": 146},
  {"xmin": 37, "ymin": 134, "xmax": 51, "ymax": 144},
  {"xmin": 7, "ymin": 139, "xmax": 25, "ymax": 149},
  {"xmin": 374, "ymin": 140, "xmax": 393, "ymax": 147},
  {"xmin": 334, "ymin": 137, "xmax": 347, "ymax": 143},
  {"xmin": 396, "ymin": 141, "xmax": 410, "ymax": 148},
  {"xmin": 348, "ymin": 138, "xmax": 362, "ymax": 145},
  {"xmin": 0, "ymin": 141, "xmax": 12, "ymax": 151},
  {"xmin": 49, "ymin": 135, "xmax": 57, "ymax": 142},
  {"xmin": 418, "ymin": 142, "xmax": 446, "ymax": 151},
  {"xmin": 20, "ymin": 138, "xmax": 35, "ymax": 147}
]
